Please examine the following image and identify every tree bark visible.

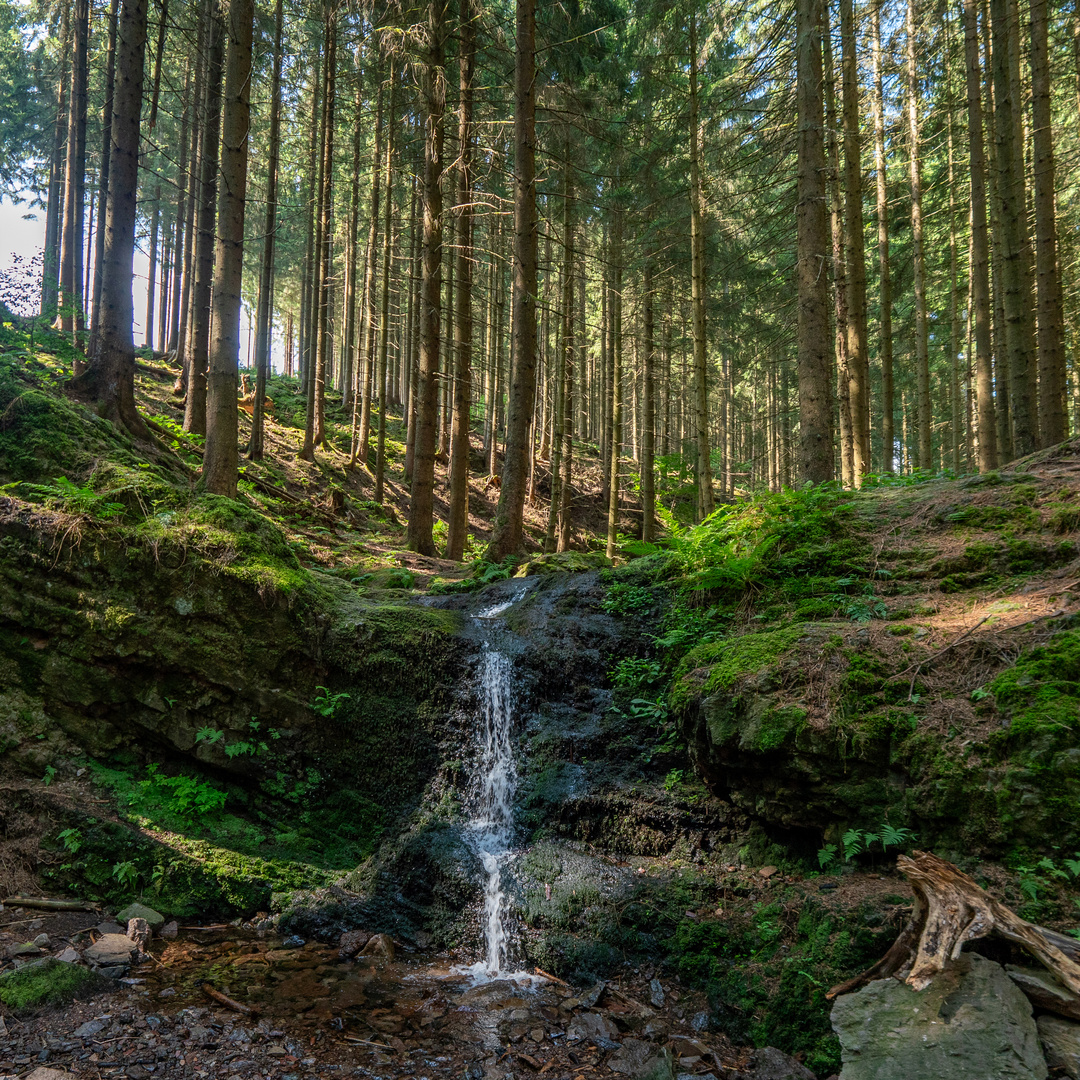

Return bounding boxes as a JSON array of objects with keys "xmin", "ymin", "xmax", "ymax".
[
  {"xmin": 870, "ymin": 0, "xmax": 894, "ymax": 472},
  {"xmin": 485, "ymin": 0, "xmax": 538, "ymax": 561},
  {"xmin": 41, "ymin": 2, "xmax": 70, "ymax": 320},
  {"xmin": 963, "ymin": 0, "xmax": 993, "ymax": 473},
  {"xmin": 375, "ymin": 66, "xmax": 398, "ymax": 505},
  {"xmin": 68, "ymin": 0, "xmax": 149, "ymax": 440},
  {"xmin": 88, "ymin": 0, "xmax": 118, "ymax": 351},
  {"xmin": 203, "ymin": 0, "xmax": 253, "ymax": 497},
  {"xmin": 605, "ymin": 208, "xmax": 623, "ymax": 559},
  {"xmin": 796, "ymin": 0, "xmax": 833, "ymax": 483},
  {"xmin": 406, "ymin": 0, "xmax": 447, "ymax": 555},
  {"xmin": 447, "ymin": 2, "xmax": 475, "ymax": 560},
  {"xmin": 689, "ymin": 13, "xmax": 713, "ymax": 521},
  {"xmin": 906, "ymin": 0, "xmax": 932, "ymax": 470},
  {"xmin": 641, "ymin": 257, "xmax": 655, "ymax": 543},
  {"xmin": 183, "ymin": 0, "xmax": 223, "ymax": 436},
  {"xmin": 59, "ymin": 0, "xmax": 89, "ymax": 352},
  {"xmin": 249, "ymin": 0, "xmax": 283, "ymax": 461},
  {"xmin": 1030, "ymin": 0, "xmax": 1067, "ymax": 445}
]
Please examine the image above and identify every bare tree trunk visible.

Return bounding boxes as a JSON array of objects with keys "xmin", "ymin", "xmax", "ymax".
[
  {"xmin": 42, "ymin": 3, "xmax": 70, "ymax": 319},
  {"xmin": 447, "ymin": 4, "xmax": 475, "ymax": 560},
  {"xmin": 69, "ymin": 0, "xmax": 149, "ymax": 439},
  {"xmin": 144, "ymin": 188, "xmax": 160, "ymax": 347},
  {"xmin": 485, "ymin": 0, "xmax": 538, "ymax": 561},
  {"xmin": 298, "ymin": 58, "xmax": 321, "ymax": 442},
  {"xmin": 797, "ymin": 0, "xmax": 834, "ymax": 483},
  {"xmin": 406, "ymin": 0, "xmax": 447, "ymax": 554},
  {"xmin": 375, "ymin": 66, "xmax": 398, "ymax": 505},
  {"xmin": 558, "ymin": 219, "xmax": 576, "ymax": 554},
  {"xmin": 641, "ymin": 256, "xmax": 655, "ymax": 543},
  {"xmin": 59, "ymin": 0, "xmax": 89, "ymax": 354},
  {"xmin": 840, "ymin": 0, "xmax": 870, "ymax": 481},
  {"xmin": 89, "ymin": 0, "xmax": 118, "ymax": 351},
  {"xmin": 870, "ymin": 0, "xmax": 894, "ymax": 471},
  {"xmin": 248, "ymin": 0, "xmax": 282, "ymax": 461},
  {"xmin": 1030, "ymin": 0, "xmax": 1067, "ymax": 444},
  {"xmin": 991, "ymin": 0, "xmax": 1036, "ymax": 456},
  {"xmin": 203, "ymin": 0, "xmax": 253, "ymax": 496},
  {"xmin": 605, "ymin": 208, "xmax": 623, "ymax": 559},
  {"xmin": 183, "ymin": 0, "xmax": 223, "ymax": 435},
  {"xmin": 689, "ymin": 13, "xmax": 713, "ymax": 520},
  {"xmin": 906, "ymin": 0, "xmax": 932, "ymax": 470},
  {"xmin": 166, "ymin": 61, "xmax": 191, "ymax": 354},
  {"xmin": 343, "ymin": 77, "xmax": 361, "ymax": 411}
]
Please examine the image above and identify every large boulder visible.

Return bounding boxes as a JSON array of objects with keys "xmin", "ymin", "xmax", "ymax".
[
  {"xmin": 1037, "ymin": 1014, "xmax": 1080, "ymax": 1078},
  {"xmin": 830, "ymin": 953, "xmax": 1048, "ymax": 1079}
]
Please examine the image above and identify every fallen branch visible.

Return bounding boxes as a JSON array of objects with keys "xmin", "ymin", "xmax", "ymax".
[
  {"xmin": 2, "ymin": 896, "xmax": 98, "ymax": 911},
  {"xmin": 827, "ymin": 851, "xmax": 1080, "ymax": 999},
  {"xmin": 199, "ymin": 981, "xmax": 257, "ymax": 1015},
  {"xmin": 534, "ymin": 966, "xmax": 570, "ymax": 987},
  {"xmin": 342, "ymin": 1036, "xmax": 395, "ymax": 1050}
]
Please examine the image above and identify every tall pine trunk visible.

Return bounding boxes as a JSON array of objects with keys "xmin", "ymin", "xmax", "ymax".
[
  {"xmin": 485, "ymin": 0, "xmax": 538, "ymax": 561},
  {"xmin": 203, "ymin": 0, "xmax": 253, "ymax": 496}
]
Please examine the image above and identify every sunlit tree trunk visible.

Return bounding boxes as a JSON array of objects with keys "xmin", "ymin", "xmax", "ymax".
[
  {"xmin": 796, "ymin": 0, "xmax": 833, "ymax": 482},
  {"xmin": 485, "ymin": 0, "xmax": 537, "ymax": 561},
  {"xmin": 375, "ymin": 68, "xmax": 398, "ymax": 505},
  {"xmin": 59, "ymin": 0, "xmax": 89, "ymax": 353},
  {"xmin": 88, "ymin": 0, "xmax": 118, "ymax": 354},
  {"xmin": 203, "ymin": 0, "xmax": 253, "ymax": 496}
]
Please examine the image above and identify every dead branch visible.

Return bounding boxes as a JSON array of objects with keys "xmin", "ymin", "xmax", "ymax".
[
  {"xmin": 827, "ymin": 851, "xmax": 1080, "ymax": 1000},
  {"xmin": 2, "ymin": 896, "xmax": 98, "ymax": 911},
  {"xmin": 199, "ymin": 981, "xmax": 257, "ymax": 1014}
]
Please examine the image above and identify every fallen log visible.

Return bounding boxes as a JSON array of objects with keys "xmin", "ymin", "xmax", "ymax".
[
  {"xmin": 2, "ymin": 896, "xmax": 98, "ymax": 911},
  {"xmin": 827, "ymin": 850, "xmax": 1080, "ymax": 999}
]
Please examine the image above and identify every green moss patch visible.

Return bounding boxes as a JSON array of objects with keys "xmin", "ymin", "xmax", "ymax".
[{"xmin": 0, "ymin": 959, "xmax": 104, "ymax": 1011}]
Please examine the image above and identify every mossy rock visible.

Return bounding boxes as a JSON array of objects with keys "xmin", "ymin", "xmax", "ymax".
[
  {"xmin": 0, "ymin": 958, "xmax": 106, "ymax": 1011},
  {"xmin": 515, "ymin": 551, "xmax": 613, "ymax": 576}
]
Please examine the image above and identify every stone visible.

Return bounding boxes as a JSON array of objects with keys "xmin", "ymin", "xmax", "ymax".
[
  {"xmin": 6, "ymin": 943, "xmax": 42, "ymax": 959},
  {"xmin": 32, "ymin": 934, "xmax": 49, "ymax": 948},
  {"xmin": 23, "ymin": 1069, "xmax": 76, "ymax": 1080},
  {"xmin": 116, "ymin": 903, "xmax": 165, "ymax": 931},
  {"xmin": 73, "ymin": 1019, "xmax": 108, "ymax": 1038},
  {"xmin": 751, "ymin": 1046, "xmax": 816, "ymax": 1079},
  {"xmin": 338, "ymin": 930, "xmax": 371, "ymax": 958},
  {"xmin": 281, "ymin": 935, "xmax": 305, "ymax": 949},
  {"xmin": 96, "ymin": 922, "xmax": 124, "ymax": 935},
  {"xmin": 1007, "ymin": 964, "xmax": 1080, "ymax": 1021},
  {"xmin": 607, "ymin": 1039, "xmax": 675, "ymax": 1080},
  {"xmin": 759, "ymin": 866, "xmax": 778, "ymax": 879},
  {"xmin": 649, "ymin": 979, "xmax": 665, "ymax": 1008},
  {"xmin": 84, "ymin": 934, "xmax": 136, "ymax": 968},
  {"xmin": 55, "ymin": 947, "xmax": 80, "ymax": 964},
  {"xmin": 161, "ymin": 920, "xmax": 178, "ymax": 939},
  {"xmin": 360, "ymin": 933, "xmax": 394, "ymax": 960},
  {"xmin": 831, "ymin": 953, "xmax": 1048, "ymax": 1079},
  {"xmin": 566, "ymin": 1011, "xmax": 620, "ymax": 1050},
  {"xmin": 1038, "ymin": 1015, "xmax": 1080, "ymax": 1078},
  {"xmin": 579, "ymin": 982, "xmax": 606, "ymax": 1009}
]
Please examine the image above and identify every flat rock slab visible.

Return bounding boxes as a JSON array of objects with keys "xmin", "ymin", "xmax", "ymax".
[
  {"xmin": 84, "ymin": 933, "xmax": 136, "ymax": 967},
  {"xmin": 1038, "ymin": 1015, "xmax": 1080, "ymax": 1079},
  {"xmin": 24, "ymin": 1069, "xmax": 77, "ymax": 1080},
  {"xmin": 831, "ymin": 953, "xmax": 1048, "ymax": 1079},
  {"xmin": 750, "ymin": 1046, "xmax": 816, "ymax": 1079},
  {"xmin": 567, "ymin": 1010, "xmax": 620, "ymax": 1050}
]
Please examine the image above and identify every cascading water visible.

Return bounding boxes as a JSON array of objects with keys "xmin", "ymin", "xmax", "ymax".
[{"xmin": 456, "ymin": 588, "xmax": 533, "ymax": 983}]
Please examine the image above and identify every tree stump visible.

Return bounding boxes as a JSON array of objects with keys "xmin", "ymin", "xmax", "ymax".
[{"xmin": 827, "ymin": 850, "xmax": 1080, "ymax": 998}]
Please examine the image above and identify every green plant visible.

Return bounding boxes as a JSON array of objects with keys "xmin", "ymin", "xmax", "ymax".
[
  {"xmin": 112, "ymin": 860, "xmax": 139, "ymax": 890},
  {"xmin": 57, "ymin": 828, "xmax": 83, "ymax": 854},
  {"xmin": 664, "ymin": 768, "xmax": 685, "ymax": 791},
  {"xmin": 602, "ymin": 582, "xmax": 657, "ymax": 616},
  {"xmin": 312, "ymin": 686, "xmax": 351, "ymax": 719},
  {"xmin": 139, "ymin": 764, "xmax": 227, "ymax": 821},
  {"xmin": 818, "ymin": 823, "xmax": 917, "ymax": 870},
  {"xmin": 42, "ymin": 764, "xmax": 56, "ymax": 786}
]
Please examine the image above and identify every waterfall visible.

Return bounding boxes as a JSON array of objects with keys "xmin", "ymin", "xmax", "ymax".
[{"xmin": 457, "ymin": 588, "xmax": 532, "ymax": 982}]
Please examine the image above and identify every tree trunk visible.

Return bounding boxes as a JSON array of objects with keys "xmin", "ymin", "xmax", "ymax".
[
  {"xmin": 1030, "ymin": 0, "xmax": 1067, "ymax": 445},
  {"xmin": 183, "ymin": 0, "xmax": 223, "ymax": 436},
  {"xmin": 248, "ymin": 0, "xmax": 282, "ymax": 461},
  {"xmin": 796, "ymin": 0, "xmax": 833, "ymax": 483},
  {"xmin": 59, "ymin": 0, "xmax": 89, "ymax": 352},
  {"xmin": 689, "ymin": 13, "xmax": 713, "ymax": 521},
  {"xmin": 144, "ymin": 189, "xmax": 160, "ymax": 347},
  {"xmin": 641, "ymin": 257, "xmax": 655, "ymax": 543},
  {"xmin": 375, "ymin": 66, "xmax": 398, "ymax": 505},
  {"xmin": 840, "ymin": 0, "xmax": 870, "ymax": 482},
  {"xmin": 558, "ymin": 178, "xmax": 576, "ymax": 553},
  {"xmin": 343, "ymin": 78, "xmax": 362, "ymax": 411},
  {"xmin": 88, "ymin": 0, "xmax": 118, "ymax": 350},
  {"xmin": 298, "ymin": 58, "xmax": 322, "ymax": 442},
  {"xmin": 991, "ymin": 0, "xmax": 1036, "ymax": 457},
  {"xmin": 605, "ymin": 209, "xmax": 623, "ymax": 559},
  {"xmin": 311, "ymin": 4, "xmax": 335, "ymax": 451},
  {"xmin": 870, "ymin": 0, "xmax": 894, "ymax": 472},
  {"xmin": 485, "ymin": 0, "xmax": 537, "ymax": 562},
  {"xmin": 906, "ymin": 0, "xmax": 932, "ymax": 470},
  {"xmin": 447, "ymin": 3, "xmax": 475, "ymax": 560},
  {"xmin": 406, "ymin": 0, "xmax": 447, "ymax": 554},
  {"xmin": 42, "ymin": 3, "xmax": 70, "ymax": 320},
  {"xmin": 202, "ymin": 0, "xmax": 253, "ymax": 497},
  {"xmin": 68, "ymin": 0, "xmax": 149, "ymax": 440},
  {"xmin": 963, "ymin": 0, "xmax": 993, "ymax": 475}
]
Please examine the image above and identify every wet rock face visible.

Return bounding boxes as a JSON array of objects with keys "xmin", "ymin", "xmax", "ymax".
[{"xmin": 831, "ymin": 953, "xmax": 1049, "ymax": 1080}]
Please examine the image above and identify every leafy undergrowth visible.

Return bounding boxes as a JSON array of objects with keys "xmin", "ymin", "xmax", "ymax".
[{"xmin": 33, "ymin": 756, "xmax": 385, "ymax": 917}]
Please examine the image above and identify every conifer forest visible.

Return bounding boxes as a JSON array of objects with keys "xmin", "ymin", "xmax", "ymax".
[{"xmin": 8, "ymin": 0, "xmax": 1080, "ymax": 1076}]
